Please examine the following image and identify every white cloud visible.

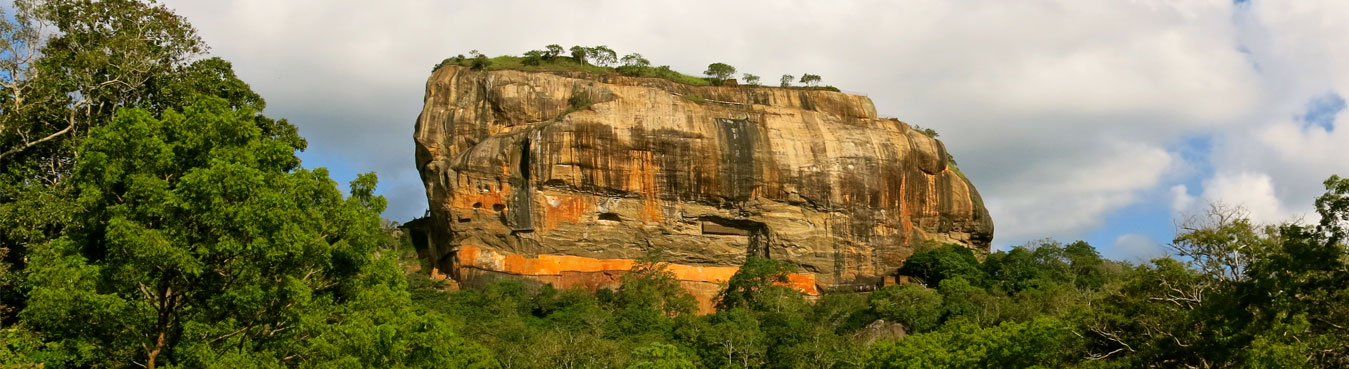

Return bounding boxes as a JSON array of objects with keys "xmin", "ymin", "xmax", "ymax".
[
  {"xmin": 985, "ymin": 142, "xmax": 1175, "ymax": 241},
  {"xmin": 1171, "ymin": 184, "xmax": 1195, "ymax": 214},
  {"xmin": 154, "ymin": 0, "xmax": 1349, "ymax": 251},
  {"xmin": 1188, "ymin": 0, "xmax": 1349, "ymax": 227},
  {"xmin": 1109, "ymin": 233, "xmax": 1168, "ymax": 262},
  {"xmin": 1196, "ymin": 171, "xmax": 1290, "ymax": 224}
]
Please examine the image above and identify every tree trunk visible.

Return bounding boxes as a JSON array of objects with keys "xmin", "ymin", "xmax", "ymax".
[{"xmin": 147, "ymin": 329, "xmax": 166, "ymax": 369}]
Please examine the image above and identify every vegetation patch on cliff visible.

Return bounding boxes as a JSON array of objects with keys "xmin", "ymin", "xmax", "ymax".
[{"xmin": 434, "ymin": 45, "xmax": 843, "ymax": 91}]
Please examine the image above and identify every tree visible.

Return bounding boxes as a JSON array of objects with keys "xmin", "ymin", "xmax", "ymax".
[
  {"xmin": 469, "ymin": 49, "xmax": 491, "ymax": 70},
  {"xmin": 898, "ymin": 243, "xmax": 986, "ymax": 287},
  {"xmin": 869, "ymin": 284, "xmax": 943, "ymax": 333},
  {"xmin": 1171, "ymin": 204, "xmax": 1265, "ymax": 282},
  {"xmin": 621, "ymin": 53, "xmax": 650, "ymax": 68},
  {"xmin": 1063, "ymin": 240, "xmax": 1106, "ymax": 289},
  {"xmin": 16, "ymin": 96, "xmax": 499, "ymax": 368},
  {"xmin": 545, "ymin": 44, "xmax": 565, "ymax": 59},
  {"xmin": 983, "ymin": 239, "xmax": 1078, "ymax": 292},
  {"xmin": 570, "ymin": 45, "xmax": 589, "ymax": 65},
  {"xmin": 1081, "ymin": 183, "xmax": 1349, "ymax": 367},
  {"xmin": 864, "ymin": 318, "xmax": 1079, "ymax": 369},
  {"xmin": 937, "ymin": 277, "xmax": 1000, "ymax": 326},
  {"xmin": 716, "ymin": 257, "xmax": 798, "ymax": 311},
  {"xmin": 799, "ymin": 74, "xmax": 822, "ymax": 87},
  {"xmin": 780, "ymin": 74, "xmax": 794, "ymax": 87},
  {"xmin": 589, "ymin": 45, "xmax": 617, "ymax": 67},
  {"xmin": 741, "ymin": 73, "xmax": 760, "ymax": 86},
  {"xmin": 1, "ymin": 0, "xmax": 213, "ymax": 326},
  {"xmin": 627, "ymin": 343, "xmax": 697, "ymax": 369},
  {"xmin": 703, "ymin": 63, "xmax": 737, "ymax": 85},
  {"xmin": 911, "ymin": 124, "xmax": 940, "ymax": 138},
  {"xmin": 694, "ymin": 309, "xmax": 766, "ymax": 369},
  {"xmin": 522, "ymin": 50, "xmax": 546, "ymax": 66},
  {"xmin": 1, "ymin": 0, "xmax": 204, "ymax": 165},
  {"xmin": 616, "ymin": 251, "xmax": 697, "ymax": 317}
]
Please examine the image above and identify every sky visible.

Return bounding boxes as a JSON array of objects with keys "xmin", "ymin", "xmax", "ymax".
[{"xmin": 154, "ymin": 0, "xmax": 1349, "ymax": 261}]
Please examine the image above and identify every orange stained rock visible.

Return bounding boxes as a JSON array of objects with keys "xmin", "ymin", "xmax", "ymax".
[
  {"xmin": 782, "ymin": 273, "xmax": 820, "ymax": 295},
  {"xmin": 899, "ymin": 174, "xmax": 912, "ymax": 234},
  {"xmin": 628, "ymin": 150, "xmax": 664, "ymax": 223},
  {"xmin": 455, "ymin": 244, "xmax": 820, "ymax": 296},
  {"xmin": 541, "ymin": 194, "xmax": 591, "ymax": 232},
  {"xmin": 666, "ymin": 264, "xmax": 740, "ymax": 284},
  {"xmin": 450, "ymin": 179, "xmax": 510, "ymax": 212}
]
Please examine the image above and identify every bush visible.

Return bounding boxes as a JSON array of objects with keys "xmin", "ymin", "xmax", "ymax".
[
  {"xmin": 521, "ymin": 50, "xmax": 545, "ymax": 66},
  {"xmin": 567, "ymin": 92, "xmax": 593, "ymax": 112}
]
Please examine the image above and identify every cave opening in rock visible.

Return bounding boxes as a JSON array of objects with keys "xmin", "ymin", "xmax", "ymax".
[{"xmin": 598, "ymin": 213, "xmax": 622, "ymax": 222}]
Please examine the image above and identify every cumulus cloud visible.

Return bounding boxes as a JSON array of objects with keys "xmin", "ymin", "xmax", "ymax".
[
  {"xmin": 1110, "ymin": 233, "xmax": 1168, "ymax": 262},
  {"xmin": 156, "ymin": 0, "xmax": 1349, "ymax": 253},
  {"xmin": 1188, "ymin": 0, "xmax": 1349, "ymax": 226},
  {"xmin": 1170, "ymin": 184, "xmax": 1196, "ymax": 214},
  {"xmin": 985, "ymin": 142, "xmax": 1175, "ymax": 240},
  {"xmin": 1200, "ymin": 172, "xmax": 1292, "ymax": 224}
]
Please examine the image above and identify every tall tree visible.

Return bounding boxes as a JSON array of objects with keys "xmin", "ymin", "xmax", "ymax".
[
  {"xmin": 627, "ymin": 343, "xmax": 697, "ymax": 369},
  {"xmin": 869, "ymin": 284, "xmax": 943, "ymax": 333},
  {"xmin": 741, "ymin": 74, "xmax": 760, "ymax": 86},
  {"xmin": 716, "ymin": 257, "xmax": 797, "ymax": 312},
  {"xmin": 621, "ymin": 53, "xmax": 650, "ymax": 68},
  {"xmin": 20, "ymin": 97, "xmax": 496, "ymax": 368},
  {"xmin": 1, "ymin": 0, "xmax": 215, "ymax": 324},
  {"xmin": 1, "ymin": 0, "xmax": 205, "ymax": 165},
  {"xmin": 570, "ymin": 45, "xmax": 589, "ymax": 65},
  {"xmin": 703, "ymin": 63, "xmax": 736, "ymax": 86},
  {"xmin": 545, "ymin": 44, "xmax": 564, "ymax": 59},
  {"xmin": 799, "ymin": 74, "xmax": 822, "ymax": 87},
  {"xmin": 523, "ymin": 50, "xmax": 546, "ymax": 66},
  {"xmin": 589, "ymin": 45, "xmax": 617, "ymax": 66},
  {"xmin": 779, "ymin": 74, "xmax": 793, "ymax": 87}
]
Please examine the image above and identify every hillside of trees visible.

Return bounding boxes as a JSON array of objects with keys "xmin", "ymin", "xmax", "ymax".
[{"xmin": 2, "ymin": 1, "xmax": 1347, "ymax": 368}]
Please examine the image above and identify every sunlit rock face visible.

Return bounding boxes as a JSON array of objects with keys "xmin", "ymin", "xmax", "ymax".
[{"xmin": 414, "ymin": 65, "xmax": 992, "ymax": 310}]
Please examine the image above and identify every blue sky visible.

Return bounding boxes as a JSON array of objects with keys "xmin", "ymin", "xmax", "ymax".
[{"xmin": 156, "ymin": 0, "xmax": 1349, "ymax": 261}]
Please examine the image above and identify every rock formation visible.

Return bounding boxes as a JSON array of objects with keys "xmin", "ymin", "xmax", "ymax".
[{"xmin": 413, "ymin": 65, "xmax": 993, "ymax": 311}]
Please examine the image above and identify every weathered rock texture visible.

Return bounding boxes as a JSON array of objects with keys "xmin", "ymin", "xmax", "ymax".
[{"xmin": 414, "ymin": 66, "xmax": 992, "ymax": 309}]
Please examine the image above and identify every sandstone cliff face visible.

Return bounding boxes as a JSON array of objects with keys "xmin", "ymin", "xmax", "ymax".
[{"xmin": 414, "ymin": 66, "xmax": 992, "ymax": 309}]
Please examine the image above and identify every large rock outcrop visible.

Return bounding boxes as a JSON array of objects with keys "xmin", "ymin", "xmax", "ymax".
[{"xmin": 414, "ymin": 65, "xmax": 992, "ymax": 310}]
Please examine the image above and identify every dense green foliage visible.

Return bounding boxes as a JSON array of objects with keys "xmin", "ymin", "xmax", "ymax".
[
  {"xmin": 3, "ymin": 1, "xmax": 1348, "ymax": 368},
  {"xmin": 703, "ymin": 63, "xmax": 737, "ymax": 85},
  {"xmin": 393, "ymin": 193, "xmax": 1349, "ymax": 368},
  {"xmin": 742, "ymin": 74, "xmax": 761, "ymax": 86},
  {"xmin": 404, "ymin": 188, "xmax": 1349, "ymax": 368},
  {"xmin": 0, "ymin": 1, "xmax": 494, "ymax": 367},
  {"xmin": 798, "ymin": 74, "xmax": 822, "ymax": 87}
]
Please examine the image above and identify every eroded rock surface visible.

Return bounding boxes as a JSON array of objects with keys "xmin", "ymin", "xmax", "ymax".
[{"xmin": 414, "ymin": 66, "xmax": 992, "ymax": 308}]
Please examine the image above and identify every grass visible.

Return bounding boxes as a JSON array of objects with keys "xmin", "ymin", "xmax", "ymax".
[
  {"xmin": 434, "ymin": 54, "xmax": 847, "ymax": 91},
  {"xmin": 681, "ymin": 93, "xmax": 706, "ymax": 103},
  {"xmin": 614, "ymin": 65, "xmax": 711, "ymax": 86},
  {"xmin": 435, "ymin": 55, "xmax": 711, "ymax": 86}
]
